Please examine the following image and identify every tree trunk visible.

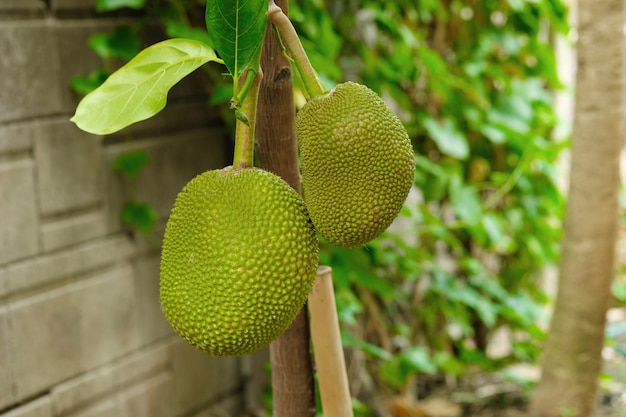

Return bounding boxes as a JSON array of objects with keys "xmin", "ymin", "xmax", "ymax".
[
  {"xmin": 256, "ymin": 0, "xmax": 316, "ymax": 415},
  {"xmin": 529, "ymin": 1, "xmax": 624, "ymax": 416}
]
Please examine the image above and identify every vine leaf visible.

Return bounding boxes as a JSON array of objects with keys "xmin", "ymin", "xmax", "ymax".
[
  {"xmin": 88, "ymin": 25, "xmax": 141, "ymax": 61},
  {"xmin": 71, "ymin": 38, "xmax": 222, "ymax": 135},
  {"xmin": 205, "ymin": 0, "xmax": 267, "ymax": 79},
  {"xmin": 112, "ymin": 149, "xmax": 151, "ymax": 180},
  {"xmin": 70, "ymin": 68, "xmax": 110, "ymax": 95},
  {"xmin": 121, "ymin": 201, "xmax": 157, "ymax": 234}
]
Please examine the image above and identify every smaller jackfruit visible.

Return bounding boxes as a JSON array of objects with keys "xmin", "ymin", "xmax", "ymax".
[
  {"xmin": 160, "ymin": 167, "xmax": 319, "ymax": 356},
  {"xmin": 296, "ymin": 82, "xmax": 415, "ymax": 247}
]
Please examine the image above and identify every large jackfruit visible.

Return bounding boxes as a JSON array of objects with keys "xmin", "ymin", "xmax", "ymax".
[
  {"xmin": 296, "ymin": 82, "xmax": 415, "ymax": 247},
  {"xmin": 160, "ymin": 167, "xmax": 319, "ymax": 356}
]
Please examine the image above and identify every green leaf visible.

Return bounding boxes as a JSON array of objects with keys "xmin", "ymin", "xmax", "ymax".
[
  {"xmin": 329, "ymin": 247, "xmax": 395, "ymax": 299},
  {"xmin": 71, "ymin": 39, "xmax": 222, "ymax": 135},
  {"xmin": 70, "ymin": 68, "xmax": 110, "ymax": 96},
  {"xmin": 401, "ymin": 347, "xmax": 437, "ymax": 374},
  {"xmin": 481, "ymin": 213, "xmax": 514, "ymax": 252},
  {"xmin": 88, "ymin": 25, "xmax": 141, "ymax": 61},
  {"xmin": 121, "ymin": 202, "xmax": 157, "ymax": 234},
  {"xmin": 96, "ymin": 0, "xmax": 146, "ymax": 12},
  {"xmin": 449, "ymin": 176, "xmax": 483, "ymax": 226},
  {"xmin": 379, "ymin": 347, "xmax": 437, "ymax": 389},
  {"xmin": 379, "ymin": 359, "xmax": 409, "ymax": 389},
  {"xmin": 423, "ymin": 117, "xmax": 469, "ymax": 159},
  {"xmin": 205, "ymin": 0, "xmax": 268, "ymax": 78},
  {"xmin": 341, "ymin": 332, "xmax": 392, "ymax": 361},
  {"xmin": 112, "ymin": 149, "xmax": 150, "ymax": 179},
  {"xmin": 433, "ymin": 351, "xmax": 465, "ymax": 375},
  {"xmin": 612, "ymin": 281, "xmax": 626, "ymax": 303},
  {"xmin": 335, "ymin": 288, "xmax": 363, "ymax": 326},
  {"xmin": 480, "ymin": 124, "xmax": 507, "ymax": 144}
]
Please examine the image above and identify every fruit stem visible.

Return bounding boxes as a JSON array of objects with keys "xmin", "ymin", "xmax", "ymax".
[
  {"xmin": 233, "ymin": 68, "xmax": 263, "ymax": 169},
  {"xmin": 267, "ymin": 0, "xmax": 328, "ymax": 99}
]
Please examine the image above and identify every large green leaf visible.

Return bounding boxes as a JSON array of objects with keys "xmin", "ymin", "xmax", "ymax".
[
  {"xmin": 71, "ymin": 39, "xmax": 222, "ymax": 135},
  {"xmin": 205, "ymin": 0, "xmax": 267, "ymax": 78}
]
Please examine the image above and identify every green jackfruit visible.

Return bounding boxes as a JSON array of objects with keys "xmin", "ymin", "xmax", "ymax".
[
  {"xmin": 160, "ymin": 167, "xmax": 319, "ymax": 356},
  {"xmin": 296, "ymin": 82, "xmax": 415, "ymax": 247}
]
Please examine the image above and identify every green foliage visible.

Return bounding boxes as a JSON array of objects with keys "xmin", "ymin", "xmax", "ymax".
[
  {"xmin": 422, "ymin": 117, "xmax": 469, "ymax": 160},
  {"xmin": 299, "ymin": 0, "xmax": 568, "ymax": 394},
  {"xmin": 70, "ymin": 26, "xmax": 142, "ymax": 95},
  {"xmin": 380, "ymin": 347, "xmax": 437, "ymax": 389},
  {"xmin": 121, "ymin": 201, "xmax": 158, "ymax": 234},
  {"xmin": 113, "ymin": 149, "xmax": 157, "ymax": 235},
  {"xmin": 112, "ymin": 149, "xmax": 151, "ymax": 179},
  {"xmin": 205, "ymin": 0, "xmax": 267, "ymax": 79},
  {"xmin": 613, "ymin": 281, "xmax": 626, "ymax": 304},
  {"xmin": 89, "ymin": 25, "xmax": 142, "ymax": 61},
  {"xmin": 72, "ymin": 38, "xmax": 221, "ymax": 134},
  {"xmin": 69, "ymin": 1, "xmax": 228, "ymax": 239},
  {"xmin": 70, "ymin": 68, "xmax": 110, "ymax": 96}
]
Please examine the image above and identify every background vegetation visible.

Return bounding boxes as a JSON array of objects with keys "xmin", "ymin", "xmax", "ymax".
[
  {"xmin": 77, "ymin": 0, "xmax": 594, "ymax": 414},
  {"xmin": 303, "ymin": 0, "xmax": 567, "ymax": 393}
]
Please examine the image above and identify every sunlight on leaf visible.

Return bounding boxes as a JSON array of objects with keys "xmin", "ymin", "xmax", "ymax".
[{"xmin": 71, "ymin": 39, "xmax": 223, "ymax": 135}]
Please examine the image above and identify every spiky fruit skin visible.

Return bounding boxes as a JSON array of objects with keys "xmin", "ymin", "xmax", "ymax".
[
  {"xmin": 296, "ymin": 82, "xmax": 415, "ymax": 247},
  {"xmin": 160, "ymin": 167, "xmax": 319, "ymax": 356}
]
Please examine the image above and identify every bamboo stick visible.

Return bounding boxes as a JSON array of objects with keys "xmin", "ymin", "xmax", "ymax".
[{"xmin": 309, "ymin": 265, "xmax": 354, "ymax": 417}]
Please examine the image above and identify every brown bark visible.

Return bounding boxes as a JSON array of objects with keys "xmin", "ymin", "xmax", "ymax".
[
  {"xmin": 256, "ymin": 0, "xmax": 316, "ymax": 416},
  {"xmin": 529, "ymin": 1, "xmax": 624, "ymax": 416},
  {"xmin": 256, "ymin": 1, "xmax": 302, "ymax": 190}
]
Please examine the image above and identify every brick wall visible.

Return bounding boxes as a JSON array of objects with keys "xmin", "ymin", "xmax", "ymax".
[{"xmin": 0, "ymin": 1, "xmax": 249, "ymax": 416}]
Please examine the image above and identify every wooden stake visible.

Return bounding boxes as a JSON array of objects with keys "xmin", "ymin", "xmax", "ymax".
[{"xmin": 309, "ymin": 266, "xmax": 354, "ymax": 417}]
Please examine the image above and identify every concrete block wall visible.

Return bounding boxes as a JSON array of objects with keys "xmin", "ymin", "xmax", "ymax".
[{"xmin": 0, "ymin": 2, "xmax": 249, "ymax": 416}]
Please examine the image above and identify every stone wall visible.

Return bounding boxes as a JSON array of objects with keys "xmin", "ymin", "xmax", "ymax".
[{"xmin": 0, "ymin": 2, "xmax": 248, "ymax": 416}]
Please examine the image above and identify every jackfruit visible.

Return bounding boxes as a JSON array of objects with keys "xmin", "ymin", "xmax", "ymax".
[
  {"xmin": 160, "ymin": 167, "xmax": 319, "ymax": 356},
  {"xmin": 296, "ymin": 82, "xmax": 415, "ymax": 247}
]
